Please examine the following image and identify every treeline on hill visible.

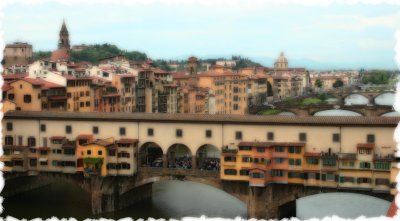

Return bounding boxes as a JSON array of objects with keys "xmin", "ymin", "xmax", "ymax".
[
  {"xmin": 32, "ymin": 44, "xmax": 147, "ymax": 64},
  {"xmin": 360, "ymin": 69, "xmax": 397, "ymax": 85},
  {"xmin": 32, "ymin": 45, "xmax": 262, "ymax": 71}
]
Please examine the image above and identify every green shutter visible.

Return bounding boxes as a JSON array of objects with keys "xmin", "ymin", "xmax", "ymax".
[{"xmin": 322, "ymin": 174, "xmax": 326, "ymax": 181}]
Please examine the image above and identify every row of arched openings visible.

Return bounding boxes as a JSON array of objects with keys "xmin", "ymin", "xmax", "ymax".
[{"xmin": 139, "ymin": 142, "xmax": 220, "ymax": 170}]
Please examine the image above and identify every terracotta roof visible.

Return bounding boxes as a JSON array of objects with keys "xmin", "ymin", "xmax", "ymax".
[
  {"xmin": 2, "ymin": 73, "xmax": 28, "ymax": 81},
  {"xmin": 4, "ymin": 111, "xmax": 400, "ymax": 127},
  {"xmin": 2, "ymin": 83, "xmax": 13, "ymax": 91},
  {"xmin": 50, "ymin": 136, "xmax": 66, "ymax": 140},
  {"xmin": 3, "ymin": 145, "xmax": 27, "ymax": 150},
  {"xmin": 62, "ymin": 142, "xmax": 76, "ymax": 149},
  {"xmin": 304, "ymin": 152, "xmax": 321, "ymax": 157},
  {"xmin": 76, "ymin": 134, "xmax": 93, "ymax": 140},
  {"xmin": 50, "ymin": 48, "xmax": 70, "ymax": 61},
  {"xmin": 117, "ymin": 139, "xmax": 138, "ymax": 144},
  {"xmin": 38, "ymin": 147, "xmax": 50, "ymax": 151},
  {"xmin": 89, "ymin": 139, "xmax": 114, "ymax": 147},
  {"xmin": 11, "ymin": 78, "xmax": 64, "ymax": 90},
  {"xmin": 357, "ymin": 143, "xmax": 375, "ymax": 149},
  {"xmin": 386, "ymin": 200, "xmax": 398, "ymax": 217}
]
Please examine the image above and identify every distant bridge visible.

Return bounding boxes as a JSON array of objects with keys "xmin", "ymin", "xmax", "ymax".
[
  {"xmin": 3, "ymin": 168, "xmax": 393, "ymax": 219},
  {"xmin": 250, "ymin": 104, "xmax": 395, "ymax": 117}
]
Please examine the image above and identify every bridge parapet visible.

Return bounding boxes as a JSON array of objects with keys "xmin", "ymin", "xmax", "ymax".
[{"xmin": 138, "ymin": 167, "xmax": 219, "ymax": 178}]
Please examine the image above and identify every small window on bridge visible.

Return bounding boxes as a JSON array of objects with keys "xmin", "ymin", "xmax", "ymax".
[
  {"xmin": 333, "ymin": 133, "xmax": 340, "ymax": 142},
  {"xmin": 120, "ymin": 127, "xmax": 126, "ymax": 136},
  {"xmin": 299, "ymin": 133, "xmax": 307, "ymax": 142},
  {"xmin": 40, "ymin": 124, "xmax": 46, "ymax": 132},
  {"xmin": 65, "ymin": 125, "xmax": 72, "ymax": 134},
  {"xmin": 235, "ymin": 131, "xmax": 242, "ymax": 140},
  {"xmin": 367, "ymin": 134, "xmax": 375, "ymax": 143},
  {"xmin": 148, "ymin": 128, "xmax": 154, "ymax": 136},
  {"xmin": 93, "ymin": 126, "xmax": 99, "ymax": 134},
  {"xmin": 176, "ymin": 129, "xmax": 183, "ymax": 137},
  {"xmin": 267, "ymin": 132, "xmax": 274, "ymax": 141},
  {"xmin": 205, "ymin": 130, "xmax": 212, "ymax": 138},
  {"xmin": 240, "ymin": 169, "xmax": 249, "ymax": 176}
]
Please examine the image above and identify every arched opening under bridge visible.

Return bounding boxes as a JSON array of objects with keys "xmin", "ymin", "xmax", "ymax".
[
  {"xmin": 196, "ymin": 144, "xmax": 221, "ymax": 171},
  {"xmin": 167, "ymin": 143, "xmax": 192, "ymax": 169},
  {"xmin": 139, "ymin": 142, "xmax": 164, "ymax": 167}
]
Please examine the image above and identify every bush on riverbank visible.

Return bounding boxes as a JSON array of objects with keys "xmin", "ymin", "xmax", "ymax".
[{"xmin": 258, "ymin": 109, "xmax": 282, "ymax": 115}]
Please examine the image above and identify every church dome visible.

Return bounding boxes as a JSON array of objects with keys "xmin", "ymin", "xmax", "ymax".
[
  {"xmin": 276, "ymin": 52, "xmax": 288, "ymax": 63},
  {"xmin": 51, "ymin": 48, "xmax": 70, "ymax": 61},
  {"xmin": 274, "ymin": 52, "xmax": 288, "ymax": 70}
]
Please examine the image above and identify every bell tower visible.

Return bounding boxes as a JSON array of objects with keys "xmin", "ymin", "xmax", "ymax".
[{"xmin": 58, "ymin": 20, "xmax": 70, "ymax": 50}]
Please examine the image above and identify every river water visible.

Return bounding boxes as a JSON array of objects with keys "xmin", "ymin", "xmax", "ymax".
[{"xmin": 1, "ymin": 180, "xmax": 390, "ymax": 220}]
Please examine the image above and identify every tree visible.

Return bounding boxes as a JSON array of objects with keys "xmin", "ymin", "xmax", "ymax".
[
  {"xmin": 315, "ymin": 79, "xmax": 323, "ymax": 88},
  {"xmin": 333, "ymin": 79, "xmax": 344, "ymax": 88}
]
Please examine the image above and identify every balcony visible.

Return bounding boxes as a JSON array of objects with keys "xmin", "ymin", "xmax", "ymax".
[{"xmin": 338, "ymin": 153, "xmax": 357, "ymax": 160}]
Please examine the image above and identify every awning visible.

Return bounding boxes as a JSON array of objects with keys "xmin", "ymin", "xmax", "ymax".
[{"xmin": 39, "ymin": 158, "xmax": 48, "ymax": 162}]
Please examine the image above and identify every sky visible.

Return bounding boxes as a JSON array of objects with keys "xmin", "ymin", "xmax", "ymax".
[{"xmin": 1, "ymin": 0, "xmax": 400, "ymax": 70}]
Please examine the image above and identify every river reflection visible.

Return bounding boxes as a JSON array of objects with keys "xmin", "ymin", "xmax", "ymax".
[
  {"xmin": 297, "ymin": 192, "xmax": 390, "ymax": 219},
  {"xmin": 2, "ymin": 180, "xmax": 247, "ymax": 220}
]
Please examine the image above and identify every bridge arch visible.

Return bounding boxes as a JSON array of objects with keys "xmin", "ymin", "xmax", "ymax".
[
  {"xmin": 167, "ymin": 143, "xmax": 193, "ymax": 169},
  {"xmin": 374, "ymin": 92, "xmax": 395, "ymax": 106},
  {"xmin": 139, "ymin": 142, "xmax": 164, "ymax": 167},
  {"xmin": 343, "ymin": 94, "xmax": 369, "ymax": 105},
  {"xmin": 312, "ymin": 109, "xmax": 364, "ymax": 116},
  {"xmin": 196, "ymin": 144, "xmax": 221, "ymax": 170},
  {"xmin": 380, "ymin": 111, "xmax": 400, "ymax": 117}
]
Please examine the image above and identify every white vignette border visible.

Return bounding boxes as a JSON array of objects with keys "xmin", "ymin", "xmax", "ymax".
[{"xmin": 0, "ymin": 0, "xmax": 399, "ymax": 221}]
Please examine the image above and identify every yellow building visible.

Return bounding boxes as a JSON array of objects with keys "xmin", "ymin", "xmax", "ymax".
[{"xmin": 82, "ymin": 138, "xmax": 113, "ymax": 177}]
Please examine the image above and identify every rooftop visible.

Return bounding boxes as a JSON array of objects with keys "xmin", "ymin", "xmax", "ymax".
[{"xmin": 4, "ymin": 111, "xmax": 400, "ymax": 126}]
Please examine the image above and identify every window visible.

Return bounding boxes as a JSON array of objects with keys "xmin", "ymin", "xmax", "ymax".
[
  {"xmin": 80, "ymin": 92, "xmax": 84, "ymax": 97},
  {"xmin": 299, "ymin": 133, "xmax": 307, "ymax": 142},
  {"xmin": 239, "ymin": 146, "xmax": 251, "ymax": 151},
  {"xmin": 235, "ymin": 131, "xmax": 242, "ymax": 140},
  {"xmin": 274, "ymin": 158, "xmax": 285, "ymax": 164},
  {"xmin": 120, "ymin": 127, "xmax": 126, "ymax": 136},
  {"xmin": 6, "ymin": 122, "xmax": 13, "ymax": 131},
  {"xmin": 27, "ymin": 137, "xmax": 36, "ymax": 147},
  {"xmin": 322, "ymin": 158, "xmax": 336, "ymax": 166},
  {"xmin": 30, "ymin": 159, "xmax": 37, "ymax": 167},
  {"xmin": 289, "ymin": 158, "xmax": 302, "ymax": 166},
  {"xmin": 18, "ymin": 136, "xmax": 23, "ymax": 145},
  {"xmin": 108, "ymin": 150, "xmax": 116, "ymax": 156},
  {"xmin": 148, "ymin": 128, "xmax": 154, "ymax": 136},
  {"xmin": 375, "ymin": 178, "xmax": 390, "ymax": 186},
  {"xmin": 206, "ymin": 130, "xmax": 212, "ymax": 138},
  {"xmin": 86, "ymin": 101, "xmax": 90, "ymax": 107},
  {"xmin": 267, "ymin": 132, "xmax": 274, "ymax": 141},
  {"xmin": 367, "ymin": 134, "xmax": 375, "ymax": 143},
  {"xmin": 80, "ymin": 102, "xmax": 84, "ymax": 107},
  {"xmin": 86, "ymin": 91, "xmax": 90, "ymax": 96},
  {"xmin": 40, "ymin": 150, "xmax": 48, "ymax": 155},
  {"xmin": 98, "ymin": 150, "xmax": 102, "ymax": 155},
  {"xmin": 224, "ymin": 156, "xmax": 236, "ymax": 162},
  {"xmin": 333, "ymin": 133, "xmax": 340, "ymax": 142},
  {"xmin": 359, "ymin": 162, "xmax": 371, "ymax": 169},
  {"xmin": 270, "ymin": 170, "xmax": 285, "ymax": 177},
  {"xmin": 224, "ymin": 169, "xmax": 237, "ymax": 175},
  {"xmin": 240, "ymin": 169, "xmax": 249, "ymax": 176},
  {"xmin": 64, "ymin": 149, "xmax": 75, "ymax": 155},
  {"xmin": 8, "ymin": 93, "xmax": 14, "ymax": 100},
  {"xmin": 66, "ymin": 125, "xmax": 72, "ymax": 134},
  {"xmin": 275, "ymin": 146, "xmax": 284, "ymax": 152},
  {"xmin": 23, "ymin": 95, "xmax": 31, "ymax": 103},
  {"xmin": 250, "ymin": 172, "xmax": 265, "ymax": 179},
  {"xmin": 256, "ymin": 147, "xmax": 265, "ymax": 153},
  {"xmin": 176, "ymin": 129, "xmax": 183, "ymax": 137},
  {"xmin": 340, "ymin": 176, "xmax": 354, "ymax": 183},
  {"xmin": 40, "ymin": 160, "xmax": 48, "ymax": 166},
  {"xmin": 93, "ymin": 126, "xmax": 99, "ymax": 134},
  {"xmin": 306, "ymin": 158, "xmax": 319, "ymax": 165},
  {"xmin": 118, "ymin": 152, "xmax": 130, "ymax": 158},
  {"xmin": 242, "ymin": 156, "xmax": 252, "ymax": 163},
  {"xmin": 40, "ymin": 124, "xmax": 46, "ymax": 132},
  {"xmin": 374, "ymin": 162, "xmax": 390, "ymax": 170},
  {"xmin": 5, "ymin": 136, "xmax": 13, "ymax": 145},
  {"xmin": 357, "ymin": 177, "xmax": 371, "ymax": 184},
  {"xmin": 87, "ymin": 150, "xmax": 91, "ymax": 155}
]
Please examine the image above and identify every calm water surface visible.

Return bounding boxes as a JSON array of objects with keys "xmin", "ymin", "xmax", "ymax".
[{"xmin": 1, "ymin": 181, "xmax": 390, "ymax": 219}]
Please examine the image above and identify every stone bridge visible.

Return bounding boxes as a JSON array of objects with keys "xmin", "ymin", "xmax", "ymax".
[
  {"xmin": 328, "ymin": 90, "xmax": 395, "ymax": 106},
  {"xmin": 2, "ymin": 168, "xmax": 394, "ymax": 219},
  {"xmin": 251, "ymin": 104, "xmax": 395, "ymax": 117}
]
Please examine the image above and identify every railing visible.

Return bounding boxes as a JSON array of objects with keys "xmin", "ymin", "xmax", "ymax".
[{"xmin": 138, "ymin": 167, "xmax": 219, "ymax": 178}]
